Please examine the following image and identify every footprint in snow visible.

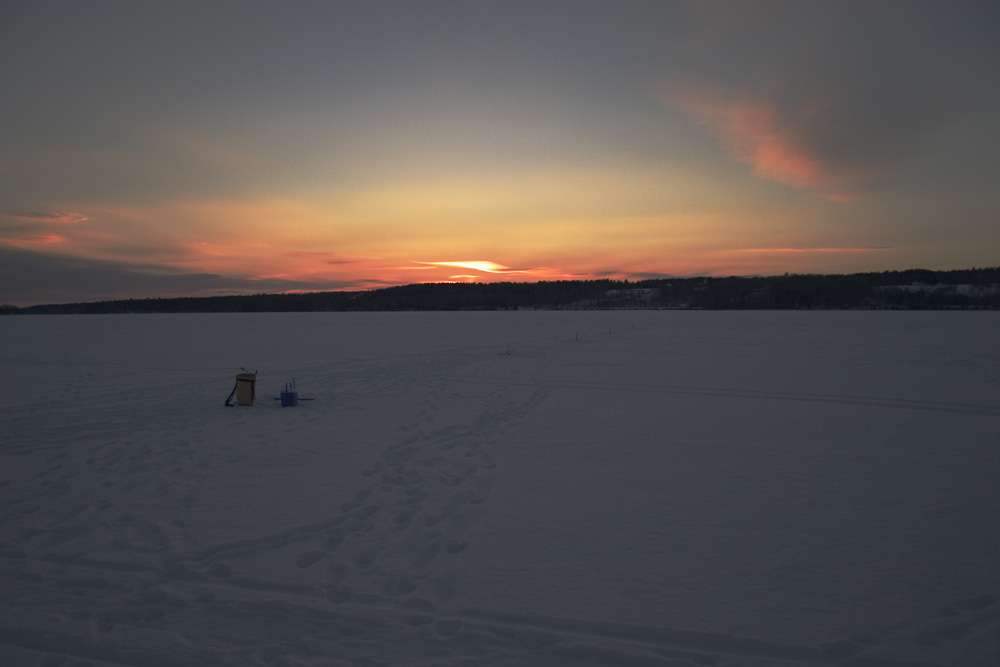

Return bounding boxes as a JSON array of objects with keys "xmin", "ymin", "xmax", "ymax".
[
  {"xmin": 295, "ymin": 549, "xmax": 325, "ymax": 569},
  {"xmin": 457, "ymin": 489, "xmax": 488, "ymax": 505},
  {"xmin": 393, "ymin": 507, "xmax": 419, "ymax": 527},
  {"xmin": 326, "ymin": 561, "xmax": 349, "ymax": 583},
  {"xmin": 354, "ymin": 546, "xmax": 381, "ymax": 571},
  {"xmin": 361, "ymin": 461, "xmax": 384, "ymax": 477},
  {"xmin": 207, "ymin": 562, "xmax": 232, "ymax": 579},
  {"xmin": 432, "ymin": 618, "xmax": 463, "ymax": 639},
  {"xmin": 444, "ymin": 540, "xmax": 469, "ymax": 555},
  {"xmin": 387, "ymin": 575, "xmax": 420, "ymax": 596},
  {"xmin": 401, "ymin": 596, "xmax": 437, "ymax": 613},
  {"xmin": 325, "ymin": 584, "xmax": 353, "ymax": 604}
]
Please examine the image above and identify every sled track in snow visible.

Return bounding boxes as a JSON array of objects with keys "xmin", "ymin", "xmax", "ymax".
[
  {"xmin": 463, "ymin": 376, "xmax": 1000, "ymax": 418},
  {"xmin": 4, "ymin": 548, "xmax": 992, "ymax": 667}
]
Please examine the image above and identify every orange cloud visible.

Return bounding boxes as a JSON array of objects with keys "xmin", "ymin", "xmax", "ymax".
[
  {"xmin": 734, "ymin": 247, "xmax": 887, "ymax": 254},
  {"xmin": 662, "ymin": 85, "xmax": 866, "ymax": 201},
  {"xmin": 665, "ymin": 87, "xmax": 822, "ymax": 186},
  {"xmin": 1, "ymin": 232, "xmax": 67, "ymax": 248},
  {"xmin": 9, "ymin": 211, "xmax": 88, "ymax": 224}
]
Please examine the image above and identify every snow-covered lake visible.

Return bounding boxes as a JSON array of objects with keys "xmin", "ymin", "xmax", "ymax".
[{"xmin": 2, "ymin": 311, "xmax": 999, "ymax": 666}]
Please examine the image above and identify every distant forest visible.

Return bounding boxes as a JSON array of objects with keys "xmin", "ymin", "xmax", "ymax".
[{"xmin": 4, "ymin": 268, "xmax": 1000, "ymax": 314}]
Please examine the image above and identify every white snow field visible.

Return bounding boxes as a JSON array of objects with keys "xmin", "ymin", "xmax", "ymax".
[{"xmin": 2, "ymin": 311, "xmax": 999, "ymax": 667}]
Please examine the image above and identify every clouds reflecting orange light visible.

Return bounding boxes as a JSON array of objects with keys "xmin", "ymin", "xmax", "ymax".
[
  {"xmin": 1, "ymin": 232, "xmax": 67, "ymax": 248},
  {"xmin": 10, "ymin": 211, "xmax": 89, "ymax": 224},
  {"xmin": 734, "ymin": 247, "xmax": 886, "ymax": 254},
  {"xmin": 662, "ymin": 84, "xmax": 870, "ymax": 202},
  {"xmin": 664, "ymin": 86, "xmax": 821, "ymax": 187},
  {"xmin": 1, "ymin": 174, "xmax": 894, "ymax": 296}
]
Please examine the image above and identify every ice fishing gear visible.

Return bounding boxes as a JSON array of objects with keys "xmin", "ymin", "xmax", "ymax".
[
  {"xmin": 225, "ymin": 369, "xmax": 257, "ymax": 406},
  {"xmin": 272, "ymin": 378, "xmax": 315, "ymax": 405},
  {"xmin": 280, "ymin": 379, "xmax": 298, "ymax": 407}
]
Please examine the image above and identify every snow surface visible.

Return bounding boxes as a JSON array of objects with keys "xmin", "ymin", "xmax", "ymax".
[{"xmin": 2, "ymin": 311, "xmax": 999, "ymax": 667}]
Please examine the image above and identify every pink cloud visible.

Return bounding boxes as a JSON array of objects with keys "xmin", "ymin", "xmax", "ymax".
[
  {"xmin": 662, "ymin": 85, "xmax": 867, "ymax": 201},
  {"xmin": 1, "ymin": 232, "xmax": 67, "ymax": 248},
  {"xmin": 284, "ymin": 251, "xmax": 363, "ymax": 266}
]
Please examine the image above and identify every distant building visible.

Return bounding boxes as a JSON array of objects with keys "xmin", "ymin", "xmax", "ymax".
[
  {"xmin": 874, "ymin": 282, "xmax": 1000, "ymax": 296},
  {"xmin": 604, "ymin": 288, "xmax": 660, "ymax": 307}
]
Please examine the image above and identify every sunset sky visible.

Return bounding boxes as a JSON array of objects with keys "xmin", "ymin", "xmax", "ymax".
[{"xmin": 2, "ymin": 1, "xmax": 999, "ymax": 305}]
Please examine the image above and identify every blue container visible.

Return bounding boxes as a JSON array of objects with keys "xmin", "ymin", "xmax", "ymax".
[{"xmin": 280, "ymin": 390, "xmax": 298, "ymax": 407}]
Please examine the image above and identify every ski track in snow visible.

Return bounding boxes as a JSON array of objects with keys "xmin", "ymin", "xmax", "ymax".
[{"xmin": 1, "ymin": 311, "xmax": 998, "ymax": 666}]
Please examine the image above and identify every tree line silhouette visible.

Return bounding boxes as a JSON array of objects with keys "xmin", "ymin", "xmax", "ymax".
[{"xmin": 4, "ymin": 268, "xmax": 999, "ymax": 314}]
